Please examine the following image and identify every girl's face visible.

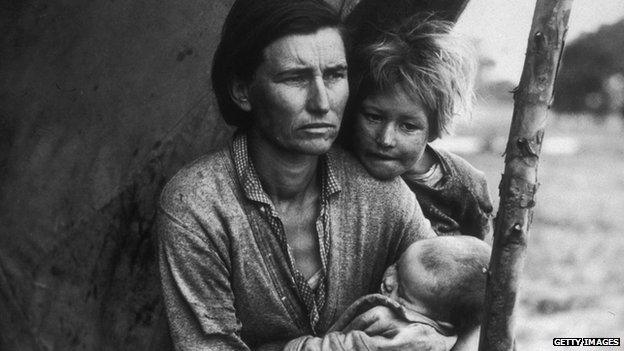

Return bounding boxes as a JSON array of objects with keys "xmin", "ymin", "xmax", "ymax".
[{"xmin": 354, "ymin": 85, "xmax": 430, "ymax": 180}]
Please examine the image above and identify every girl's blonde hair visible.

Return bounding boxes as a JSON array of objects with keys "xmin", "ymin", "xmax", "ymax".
[{"xmin": 350, "ymin": 13, "xmax": 476, "ymax": 141}]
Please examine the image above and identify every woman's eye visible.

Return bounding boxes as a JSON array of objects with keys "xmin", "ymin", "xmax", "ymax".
[
  {"xmin": 284, "ymin": 75, "xmax": 307, "ymax": 84},
  {"xmin": 324, "ymin": 71, "xmax": 346, "ymax": 81}
]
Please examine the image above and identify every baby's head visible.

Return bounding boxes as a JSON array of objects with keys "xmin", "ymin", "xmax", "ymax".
[
  {"xmin": 382, "ymin": 236, "xmax": 491, "ymax": 333},
  {"xmin": 347, "ymin": 14, "xmax": 476, "ymax": 179}
]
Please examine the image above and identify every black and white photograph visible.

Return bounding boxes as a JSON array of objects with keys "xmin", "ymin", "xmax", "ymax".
[{"xmin": 1, "ymin": 0, "xmax": 623, "ymax": 350}]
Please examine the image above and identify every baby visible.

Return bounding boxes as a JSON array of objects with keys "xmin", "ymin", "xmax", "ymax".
[
  {"xmin": 383, "ymin": 236, "xmax": 490, "ymax": 334},
  {"xmin": 344, "ymin": 13, "xmax": 493, "ymax": 239},
  {"xmin": 334, "ymin": 236, "xmax": 491, "ymax": 346},
  {"xmin": 286, "ymin": 236, "xmax": 491, "ymax": 351}
]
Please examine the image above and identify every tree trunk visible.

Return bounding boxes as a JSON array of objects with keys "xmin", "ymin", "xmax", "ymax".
[{"xmin": 478, "ymin": 1, "xmax": 573, "ymax": 350}]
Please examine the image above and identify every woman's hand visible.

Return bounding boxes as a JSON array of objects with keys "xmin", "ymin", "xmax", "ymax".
[
  {"xmin": 343, "ymin": 306, "xmax": 456, "ymax": 351},
  {"xmin": 343, "ymin": 305, "xmax": 408, "ymax": 338}
]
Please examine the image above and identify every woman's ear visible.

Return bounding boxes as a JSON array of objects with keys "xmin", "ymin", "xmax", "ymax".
[{"xmin": 230, "ymin": 79, "xmax": 252, "ymax": 112}]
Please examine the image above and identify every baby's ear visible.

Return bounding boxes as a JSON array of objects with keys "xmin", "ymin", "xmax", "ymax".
[{"xmin": 380, "ymin": 263, "xmax": 399, "ymax": 296}]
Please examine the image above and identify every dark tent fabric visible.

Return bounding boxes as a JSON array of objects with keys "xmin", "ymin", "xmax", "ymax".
[{"xmin": 0, "ymin": 0, "xmax": 467, "ymax": 349}]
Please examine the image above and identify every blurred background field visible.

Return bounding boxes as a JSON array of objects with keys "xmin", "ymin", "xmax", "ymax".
[
  {"xmin": 434, "ymin": 101, "xmax": 624, "ymax": 350},
  {"xmin": 448, "ymin": 4, "xmax": 624, "ymax": 348}
]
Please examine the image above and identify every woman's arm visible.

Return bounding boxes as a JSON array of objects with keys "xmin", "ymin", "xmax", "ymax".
[
  {"xmin": 282, "ymin": 306, "xmax": 455, "ymax": 351},
  {"xmin": 157, "ymin": 208, "xmax": 250, "ymax": 351},
  {"xmin": 159, "ymin": 208, "xmax": 423, "ymax": 351}
]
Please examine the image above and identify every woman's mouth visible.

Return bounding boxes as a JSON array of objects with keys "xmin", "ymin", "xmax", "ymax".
[{"xmin": 299, "ymin": 123, "xmax": 336, "ymax": 134}]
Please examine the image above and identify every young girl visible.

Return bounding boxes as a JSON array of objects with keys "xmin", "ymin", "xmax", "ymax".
[{"xmin": 345, "ymin": 14, "xmax": 493, "ymax": 239}]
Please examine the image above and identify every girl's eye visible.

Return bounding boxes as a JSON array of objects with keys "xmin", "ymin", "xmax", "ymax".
[
  {"xmin": 363, "ymin": 113, "xmax": 383, "ymax": 123},
  {"xmin": 401, "ymin": 123, "xmax": 420, "ymax": 132}
]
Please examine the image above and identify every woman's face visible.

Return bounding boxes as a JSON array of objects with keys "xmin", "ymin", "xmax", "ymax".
[
  {"xmin": 354, "ymin": 85, "xmax": 430, "ymax": 180},
  {"xmin": 244, "ymin": 27, "xmax": 349, "ymax": 155}
]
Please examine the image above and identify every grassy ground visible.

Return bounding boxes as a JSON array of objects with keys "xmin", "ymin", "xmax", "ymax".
[{"xmin": 447, "ymin": 102, "xmax": 624, "ymax": 350}]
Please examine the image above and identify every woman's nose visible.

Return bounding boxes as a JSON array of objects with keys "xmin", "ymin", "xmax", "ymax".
[
  {"xmin": 307, "ymin": 77, "xmax": 330, "ymax": 115},
  {"xmin": 376, "ymin": 124, "xmax": 396, "ymax": 148}
]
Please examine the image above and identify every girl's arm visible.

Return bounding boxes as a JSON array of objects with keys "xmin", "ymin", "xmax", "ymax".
[{"xmin": 451, "ymin": 326, "xmax": 480, "ymax": 351}]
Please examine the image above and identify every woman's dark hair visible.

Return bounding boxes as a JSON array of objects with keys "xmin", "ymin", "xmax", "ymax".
[{"xmin": 211, "ymin": 0, "xmax": 345, "ymax": 129}]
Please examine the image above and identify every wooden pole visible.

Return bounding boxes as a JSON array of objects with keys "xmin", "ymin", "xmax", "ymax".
[{"xmin": 478, "ymin": 1, "xmax": 573, "ymax": 350}]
